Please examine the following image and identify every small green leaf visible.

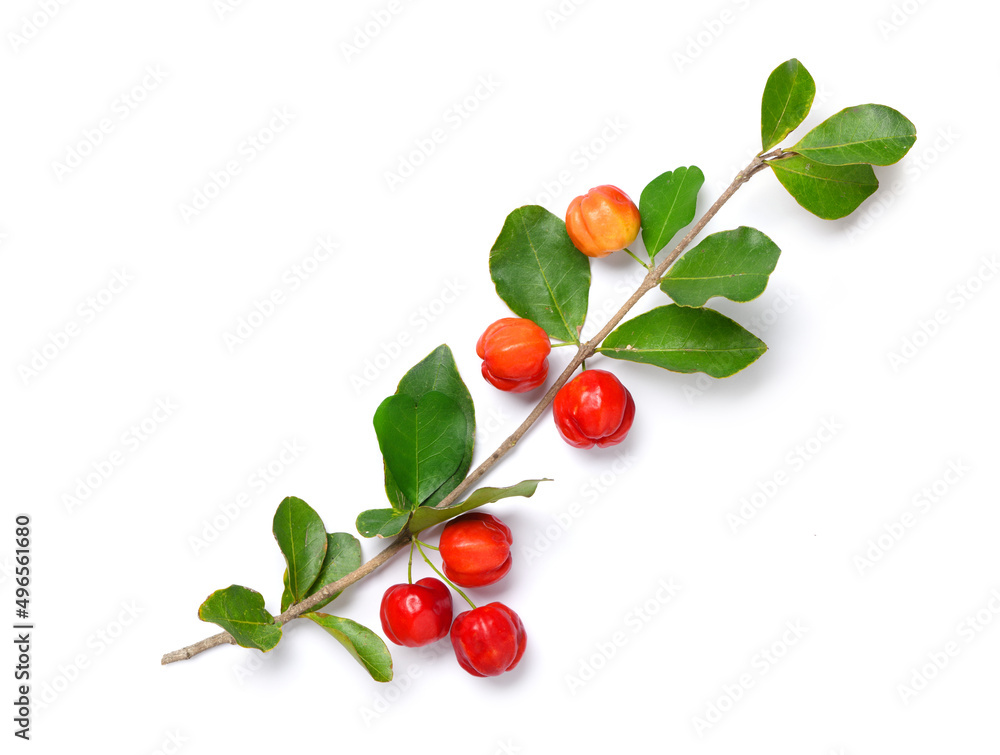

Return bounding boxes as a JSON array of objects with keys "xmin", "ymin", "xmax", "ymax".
[
  {"xmin": 373, "ymin": 391, "xmax": 468, "ymax": 508},
  {"xmin": 599, "ymin": 305, "xmax": 766, "ymax": 377},
  {"xmin": 490, "ymin": 205, "xmax": 591, "ymax": 343},
  {"xmin": 410, "ymin": 479, "xmax": 549, "ymax": 534},
  {"xmin": 305, "ymin": 613, "xmax": 393, "ymax": 682},
  {"xmin": 307, "ymin": 533, "xmax": 363, "ymax": 611},
  {"xmin": 639, "ymin": 166, "xmax": 705, "ymax": 259},
  {"xmin": 791, "ymin": 104, "xmax": 916, "ymax": 166},
  {"xmin": 356, "ymin": 508, "xmax": 411, "ymax": 539},
  {"xmin": 660, "ymin": 227, "xmax": 781, "ymax": 307},
  {"xmin": 272, "ymin": 497, "xmax": 328, "ymax": 605},
  {"xmin": 385, "ymin": 345, "xmax": 476, "ymax": 509},
  {"xmin": 761, "ymin": 59, "xmax": 816, "ymax": 151},
  {"xmin": 198, "ymin": 585, "xmax": 282, "ymax": 652},
  {"xmin": 769, "ymin": 155, "xmax": 878, "ymax": 220},
  {"xmin": 280, "ymin": 570, "xmax": 294, "ymax": 613}
]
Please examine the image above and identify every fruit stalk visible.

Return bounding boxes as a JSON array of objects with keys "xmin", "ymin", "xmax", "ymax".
[{"xmin": 160, "ymin": 152, "xmax": 772, "ymax": 666}]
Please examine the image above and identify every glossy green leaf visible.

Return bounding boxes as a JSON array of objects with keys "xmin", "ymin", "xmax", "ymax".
[
  {"xmin": 356, "ymin": 508, "xmax": 411, "ymax": 539},
  {"xmin": 791, "ymin": 104, "xmax": 916, "ymax": 165},
  {"xmin": 761, "ymin": 59, "xmax": 815, "ymax": 151},
  {"xmin": 639, "ymin": 166, "xmax": 704, "ymax": 259},
  {"xmin": 385, "ymin": 345, "xmax": 475, "ymax": 509},
  {"xmin": 198, "ymin": 585, "xmax": 282, "ymax": 652},
  {"xmin": 769, "ymin": 155, "xmax": 878, "ymax": 220},
  {"xmin": 490, "ymin": 205, "xmax": 590, "ymax": 343},
  {"xmin": 272, "ymin": 496, "xmax": 328, "ymax": 604},
  {"xmin": 305, "ymin": 613, "xmax": 393, "ymax": 682},
  {"xmin": 373, "ymin": 391, "xmax": 468, "ymax": 508},
  {"xmin": 660, "ymin": 227, "xmax": 781, "ymax": 307},
  {"xmin": 280, "ymin": 569, "xmax": 294, "ymax": 614},
  {"xmin": 599, "ymin": 305, "xmax": 766, "ymax": 377},
  {"xmin": 409, "ymin": 479, "xmax": 549, "ymax": 534},
  {"xmin": 304, "ymin": 533, "xmax": 363, "ymax": 611}
]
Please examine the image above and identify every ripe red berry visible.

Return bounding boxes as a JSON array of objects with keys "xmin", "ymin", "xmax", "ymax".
[
  {"xmin": 565, "ymin": 185, "xmax": 641, "ymax": 258},
  {"xmin": 439, "ymin": 512, "xmax": 513, "ymax": 588},
  {"xmin": 450, "ymin": 602, "xmax": 526, "ymax": 677},
  {"xmin": 476, "ymin": 317, "xmax": 551, "ymax": 393},
  {"xmin": 553, "ymin": 369, "xmax": 635, "ymax": 449},
  {"xmin": 379, "ymin": 577, "xmax": 453, "ymax": 648}
]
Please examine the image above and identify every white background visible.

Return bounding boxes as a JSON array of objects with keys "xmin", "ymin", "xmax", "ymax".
[{"xmin": 2, "ymin": 0, "xmax": 997, "ymax": 752}]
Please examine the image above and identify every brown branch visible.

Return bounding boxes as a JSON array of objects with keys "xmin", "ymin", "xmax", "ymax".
[{"xmin": 160, "ymin": 154, "xmax": 768, "ymax": 666}]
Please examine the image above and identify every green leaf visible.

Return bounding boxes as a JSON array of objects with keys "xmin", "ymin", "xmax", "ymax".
[
  {"xmin": 272, "ymin": 497, "xmax": 328, "ymax": 605},
  {"xmin": 599, "ymin": 305, "xmax": 766, "ymax": 378},
  {"xmin": 356, "ymin": 508, "xmax": 411, "ymax": 539},
  {"xmin": 198, "ymin": 585, "xmax": 282, "ymax": 652},
  {"xmin": 373, "ymin": 391, "xmax": 468, "ymax": 508},
  {"xmin": 660, "ymin": 227, "xmax": 781, "ymax": 307},
  {"xmin": 761, "ymin": 59, "xmax": 816, "ymax": 151},
  {"xmin": 769, "ymin": 155, "xmax": 878, "ymax": 220},
  {"xmin": 489, "ymin": 205, "xmax": 591, "ymax": 343},
  {"xmin": 409, "ymin": 479, "xmax": 549, "ymax": 534},
  {"xmin": 280, "ymin": 570, "xmax": 294, "ymax": 614},
  {"xmin": 791, "ymin": 104, "xmax": 916, "ymax": 166},
  {"xmin": 305, "ymin": 613, "xmax": 393, "ymax": 682},
  {"xmin": 385, "ymin": 345, "xmax": 475, "ymax": 509},
  {"xmin": 305, "ymin": 533, "xmax": 363, "ymax": 611},
  {"xmin": 639, "ymin": 166, "xmax": 704, "ymax": 259}
]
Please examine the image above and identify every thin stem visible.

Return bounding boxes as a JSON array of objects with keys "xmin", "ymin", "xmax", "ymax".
[
  {"xmin": 407, "ymin": 540, "xmax": 414, "ymax": 584},
  {"xmin": 160, "ymin": 155, "xmax": 767, "ymax": 665},
  {"xmin": 414, "ymin": 539, "xmax": 476, "ymax": 610},
  {"xmin": 621, "ymin": 247, "xmax": 649, "ymax": 268}
]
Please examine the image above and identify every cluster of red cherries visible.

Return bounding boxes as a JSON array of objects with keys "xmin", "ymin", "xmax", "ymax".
[
  {"xmin": 381, "ymin": 185, "xmax": 641, "ymax": 677},
  {"xmin": 380, "ymin": 512, "xmax": 523, "ymax": 677}
]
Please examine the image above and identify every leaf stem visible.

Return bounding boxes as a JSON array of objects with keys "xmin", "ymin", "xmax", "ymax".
[{"xmin": 160, "ymin": 154, "xmax": 767, "ymax": 666}]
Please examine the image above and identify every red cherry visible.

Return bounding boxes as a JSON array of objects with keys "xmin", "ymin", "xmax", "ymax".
[
  {"xmin": 553, "ymin": 369, "xmax": 635, "ymax": 449},
  {"xmin": 379, "ymin": 577, "xmax": 453, "ymax": 647},
  {"xmin": 439, "ymin": 512, "xmax": 513, "ymax": 588},
  {"xmin": 451, "ymin": 602, "xmax": 526, "ymax": 677},
  {"xmin": 476, "ymin": 318, "xmax": 552, "ymax": 393}
]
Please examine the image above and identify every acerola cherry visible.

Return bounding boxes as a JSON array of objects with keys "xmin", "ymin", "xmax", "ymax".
[
  {"xmin": 476, "ymin": 317, "xmax": 551, "ymax": 393},
  {"xmin": 451, "ymin": 602, "xmax": 526, "ymax": 677},
  {"xmin": 439, "ymin": 512, "xmax": 513, "ymax": 587},
  {"xmin": 565, "ymin": 185, "xmax": 641, "ymax": 258},
  {"xmin": 553, "ymin": 368, "xmax": 635, "ymax": 449},
  {"xmin": 379, "ymin": 577, "xmax": 453, "ymax": 648}
]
